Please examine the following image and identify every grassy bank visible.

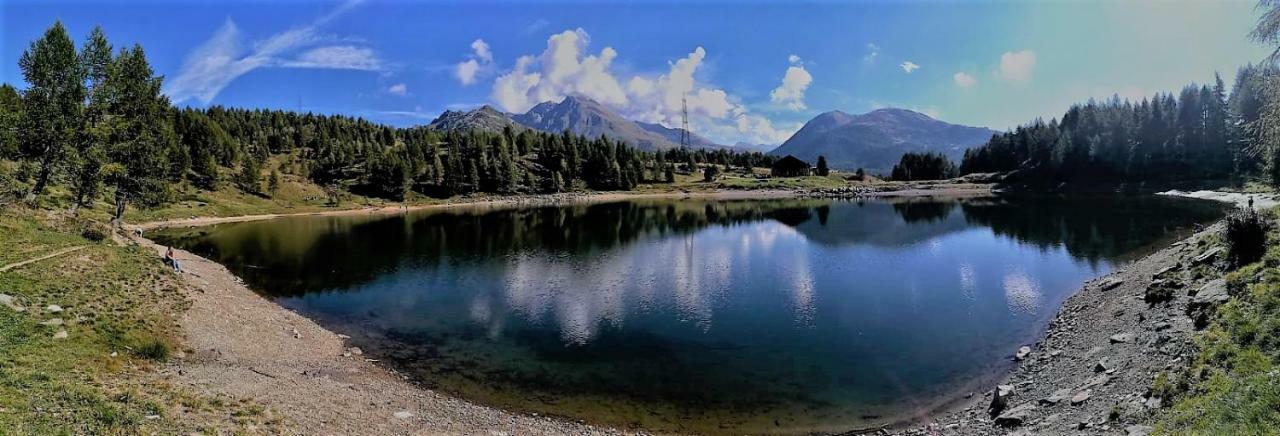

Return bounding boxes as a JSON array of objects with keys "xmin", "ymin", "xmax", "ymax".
[
  {"xmin": 0, "ymin": 209, "xmax": 275, "ymax": 434},
  {"xmin": 1155, "ymin": 207, "xmax": 1280, "ymax": 434}
]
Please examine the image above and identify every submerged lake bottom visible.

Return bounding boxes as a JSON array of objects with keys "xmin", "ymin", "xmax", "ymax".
[{"xmin": 152, "ymin": 195, "xmax": 1225, "ymax": 434}]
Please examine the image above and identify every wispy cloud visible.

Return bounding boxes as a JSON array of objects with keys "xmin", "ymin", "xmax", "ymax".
[
  {"xmin": 863, "ymin": 43, "xmax": 879, "ymax": 64},
  {"xmin": 900, "ymin": 61, "xmax": 920, "ymax": 74},
  {"xmin": 524, "ymin": 18, "xmax": 550, "ymax": 35},
  {"xmin": 387, "ymin": 83, "xmax": 408, "ymax": 96},
  {"xmin": 164, "ymin": 0, "xmax": 374, "ymax": 104}
]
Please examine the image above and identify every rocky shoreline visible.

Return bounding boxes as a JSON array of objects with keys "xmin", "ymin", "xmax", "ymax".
[{"xmin": 878, "ymin": 193, "xmax": 1265, "ymax": 436}]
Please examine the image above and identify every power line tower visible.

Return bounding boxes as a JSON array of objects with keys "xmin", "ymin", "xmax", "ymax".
[{"xmin": 680, "ymin": 95, "xmax": 690, "ymax": 148}]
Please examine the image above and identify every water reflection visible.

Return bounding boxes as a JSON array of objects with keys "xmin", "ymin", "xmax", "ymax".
[{"xmin": 152, "ymin": 195, "xmax": 1225, "ymax": 434}]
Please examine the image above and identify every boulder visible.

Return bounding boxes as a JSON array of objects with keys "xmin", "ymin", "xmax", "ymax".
[
  {"xmin": 1190, "ymin": 279, "xmax": 1229, "ymax": 306},
  {"xmin": 1099, "ymin": 278, "xmax": 1125, "ymax": 291},
  {"xmin": 1095, "ymin": 357, "xmax": 1113, "ymax": 373},
  {"xmin": 53, "ymin": 329, "xmax": 68, "ymax": 340},
  {"xmin": 990, "ymin": 384, "xmax": 1015, "ymax": 416},
  {"xmin": 1193, "ymin": 247, "xmax": 1222, "ymax": 265},
  {"xmin": 994, "ymin": 403, "xmax": 1037, "ymax": 427},
  {"xmin": 1110, "ymin": 333, "xmax": 1134, "ymax": 344},
  {"xmin": 1040, "ymin": 388, "xmax": 1072, "ymax": 406},
  {"xmin": 39, "ymin": 318, "xmax": 64, "ymax": 327},
  {"xmin": 1015, "ymin": 346, "xmax": 1031, "ymax": 361},
  {"xmin": 45, "ymin": 304, "xmax": 63, "ymax": 314}
]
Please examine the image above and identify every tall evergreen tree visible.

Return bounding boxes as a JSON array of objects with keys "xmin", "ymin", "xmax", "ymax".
[
  {"xmin": 17, "ymin": 21, "xmax": 85, "ymax": 202},
  {"xmin": 104, "ymin": 45, "xmax": 172, "ymax": 224}
]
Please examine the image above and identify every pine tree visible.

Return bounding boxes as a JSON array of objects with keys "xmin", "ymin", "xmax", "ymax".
[
  {"xmin": 18, "ymin": 22, "xmax": 86, "ymax": 202},
  {"xmin": 235, "ymin": 155, "xmax": 260, "ymax": 194},
  {"xmin": 105, "ymin": 45, "xmax": 172, "ymax": 224},
  {"xmin": 816, "ymin": 155, "xmax": 830, "ymax": 176},
  {"xmin": 268, "ymin": 167, "xmax": 281, "ymax": 196}
]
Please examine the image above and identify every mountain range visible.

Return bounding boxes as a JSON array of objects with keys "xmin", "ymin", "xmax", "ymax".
[
  {"xmin": 428, "ymin": 97, "xmax": 998, "ymax": 172},
  {"xmin": 769, "ymin": 108, "xmax": 997, "ymax": 174},
  {"xmin": 428, "ymin": 95, "xmax": 722, "ymax": 151}
]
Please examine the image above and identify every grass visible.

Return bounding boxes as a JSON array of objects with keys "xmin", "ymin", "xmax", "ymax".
[
  {"xmin": 0, "ymin": 207, "xmax": 278, "ymax": 434},
  {"xmin": 1155, "ymin": 207, "xmax": 1280, "ymax": 435}
]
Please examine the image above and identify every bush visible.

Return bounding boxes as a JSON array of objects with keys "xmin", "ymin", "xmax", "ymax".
[
  {"xmin": 133, "ymin": 338, "xmax": 170, "ymax": 361},
  {"xmin": 1224, "ymin": 208, "xmax": 1271, "ymax": 269}
]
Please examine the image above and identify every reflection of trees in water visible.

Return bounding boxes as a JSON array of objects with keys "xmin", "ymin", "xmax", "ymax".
[
  {"xmin": 957, "ymin": 196, "xmax": 1225, "ymax": 264},
  {"xmin": 155, "ymin": 196, "xmax": 1224, "ymax": 298}
]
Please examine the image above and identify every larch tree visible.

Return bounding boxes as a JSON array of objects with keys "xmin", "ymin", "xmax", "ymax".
[
  {"xmin": 105, "ymin": 45, "xmax": 172, "ymax": 225},
  {"xmin": 17, "ymin": 21, "xmax": 86, "ymax": 203}
]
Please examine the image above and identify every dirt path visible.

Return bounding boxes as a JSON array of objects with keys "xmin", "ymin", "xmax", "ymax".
[
  {"xmin": 0, "ymin": 245, "xmax": 87, "ymax": 272},
  {"xmin": 129, "ymin": 234, "xmax": 632, "ymax": 435}
]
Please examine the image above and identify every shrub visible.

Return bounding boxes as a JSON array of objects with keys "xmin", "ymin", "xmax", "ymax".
[
  {"xmin": 80, "ymin": 222, "xmax": 109, "ymax": 242},
  {"xmin": 1224, "ymin": 208, "xmax": 1271, "ymax": 269},
  {"xmin": 133, "ymin": 338, "xmax": 170, "ymax": 361}
]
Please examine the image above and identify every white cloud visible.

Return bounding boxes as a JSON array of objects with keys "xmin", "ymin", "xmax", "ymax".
[
  {"xmin": 164, "ymin": 0, "xmax": 369, "ymax": 104},
  {"xmin": 455, "ymin": 38, "xmax": 495, "ymax": 86},
  {"xmin": 770, "ymin": 57, "xmax": 812, "ymax": 111},
  {"xmin": 863, "ymin": 43, "xmax": 879, "ymax": 64},
  {"xmin": 953, "ymin": 71, "xmax": 977, "ymax": 88},
  {"xmin": 387, "ymin": 83, "xmax": 408, "ymax": 96},
  {"xmin": 490, "ymin": 28, "xmax": 794, "ymax": 145},
  {"xmin": 997, "ymin": 50, "xmax": 1036, "ymax": 82},
  {"xmin": 281, "ymin": 45, "xmax": 381, "ymax": 70},
  {"xmin": 900, "ymin": 61, "xmax": 920, "ymax": 74}
]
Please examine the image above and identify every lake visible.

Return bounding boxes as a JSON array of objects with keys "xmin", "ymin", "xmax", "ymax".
[{"xmin": 151, "ymin": 195, "xmax": 1224, "ymax": 434}]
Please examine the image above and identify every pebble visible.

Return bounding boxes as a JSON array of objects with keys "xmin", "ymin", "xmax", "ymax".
[{"xmin": 1070, "ymin": 389, "xmax": 1091, "ymax": 405}]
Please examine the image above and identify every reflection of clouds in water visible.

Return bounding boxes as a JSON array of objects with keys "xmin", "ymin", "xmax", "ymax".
[
  {"xmin": 958, "ymin": 263, "xmax": 976, "ymax": 300},
  {"xmin": 490, "ymin": 222, "xmax": 811, "ymax": 345},
  {"xmin": 790, "ymin": 254, "xmax": 816, "ymax": 326},
  {"xmin": 1002, "ymin": 269, "xmax": 1042, "ymax": 314}
]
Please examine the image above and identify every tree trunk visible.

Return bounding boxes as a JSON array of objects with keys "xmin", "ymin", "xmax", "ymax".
[
  {"xmin": 24, "ymin": 155, "xmax": 54, "ymax": 203},
  {"xmin": 111, "ymin": 188, "xmax": 128, "ymax": 228}
]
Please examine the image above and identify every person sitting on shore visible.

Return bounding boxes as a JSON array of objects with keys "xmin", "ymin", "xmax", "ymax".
[{"xmin": 164, "ymin": 247, "xmax": 183, "ymax": 273}]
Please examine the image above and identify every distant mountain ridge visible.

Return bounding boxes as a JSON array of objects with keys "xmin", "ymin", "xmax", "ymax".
[
  {"xmin": 770, "ymin": 108, "xmax": 997, "ymax": 174},
  {"xmin": 428, "ymin": 96, "xmax": 726, "ymax": 151}
]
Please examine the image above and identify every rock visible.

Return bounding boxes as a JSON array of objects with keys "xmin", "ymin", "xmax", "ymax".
[
  {"xmin": 1110, "ymin": 333, "xmax": 1134, "ymax": 344},
  {"xmin": 53, "ymin": 329, "xmax": 68, "ymax": 340},
  {"xmin": 291, "ymin": 328, "xmax": 301, "ymax": 339},
  {"xmin": 994, "ymin": 403, "xmax": 1037, "ymax": 427},
  {"xmin": 1070, "ymin": 389, "xmax": 1091, "ymax": 405},
  {"xmin": 45, "ymin": 304, "xmax": 63, "ymax": 313},
  {"xmin": 990, "ymin": 384, "xmax": 1015, "ymax": 416},
  {"xmin": 39, "ymin": 318, "xmax": 64, "ymax": 327},
  {"xmin": 349, "ymin": 347, "xmax": 363, "ymax": 356},
  {"xmin": 1095, "ymin": 357, "xmax": 1113, "ymax": 373},
  {"xmin": 1015, "ymin": 346, "xmax": 1032, "ymax": 361},
  {"xmin": 1126, "ymin": 424, "xmax": 1154, "ymax": 436},
  {"xmin": 1040, "ymin": 388, "xmax": 1072, "ymax": 406},
  {"xmin": 1193, "ymin": 247, "xmax": 1223, "ymax": 265},
  {"xmin": 1190, "ymin": 279, "xmax": 1230, "ymax": 306},
  {"xmin": 1144, "ymin": 396, "xmax": 1162, "ymax": 409},
  {"xmin": 0, "ymin": 294, "xmax": 25, "ymax": 312},
  {"xmin": 1099, "ymin": 278, "xmax": 1125, "ymax": 290},
  {"xmin": 393, "ymin": 411, "xmax": 414, "ymax": 419},
  {"xmin": 1154, "ymin": 321, "xmax": 1172, "ymax": 331}
]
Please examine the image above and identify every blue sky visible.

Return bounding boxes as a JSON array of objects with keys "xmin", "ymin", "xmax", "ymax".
[{"xmin": 0, "ymin": 0, "xmax": 1271, "ymax": 145}]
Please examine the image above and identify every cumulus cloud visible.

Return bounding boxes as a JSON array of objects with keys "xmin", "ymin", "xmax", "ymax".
[
  {"xmin": 164, "ymin": 0, "xmax": 371, "ymax": 104},
  {"xmin": 900, "ymin": 61, "xmax": 920, "ymax": 74},
  {"xmin": 997, "ymin": 50, "xmax": 1036, "ymax": 82},
  {"xmin": 455, "ymin": 38, "xmax": 495, "ymax": 86},
  {"xmin": 770, "ymin": 56, "xmax": 812, "ymax": 111},
  {"xmin": 387, "ymin": 83, "xmax": 408, "ymax": 96},
  {"xmin": 953, "ymin": 71, "xmax": 977, "ymax": 88},
  {"xmin": 863, "ymin": 43, "xmax": 879, "ymax": 64},
  {"xmin": 490, "ymin": 28, "xmax": 796, "ymax": 145}
]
